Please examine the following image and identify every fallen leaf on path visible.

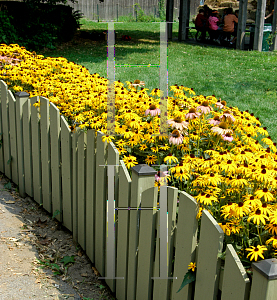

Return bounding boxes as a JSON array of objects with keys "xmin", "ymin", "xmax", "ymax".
[
  {"xmin": 92, "ymin": 266, "xmax": 100, "ymax": 276},
  {"xmin": 36, "ymin": 218, "xmax": 48, "ymax": 228},
  {"xmin": 5, "ymin": 200, "xmax": 15, "ymax": 204},
  {"xmin": 81, "ymin": 273, "xmax": 88, "ymax": 277}
]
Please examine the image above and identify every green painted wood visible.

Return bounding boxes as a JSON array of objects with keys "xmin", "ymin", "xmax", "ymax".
[
  {"xmin": 22, "ymin": 99, "xmax": 33, "ymax": 197},
  {"xmin": 0, "ymin": 82, "xmax": 4, "ymax": 173},
  {"xmin": 171, "ymin": 192, "xmax": 198, "ymax": 300},
  {"xmin": 105, "ymin": 142, "xmax": 119, "ymax": 293},
  {"xmin": 194, "ymin": 210, "xmax": 224, "ymax": 300},
  {"xmin": 153, "ymin": 186, "xmax": 178, "ymax": 300},
  {"xmin": 72, "ymin": 127, "xmax": 82, "ymax": 241},
  {"xmin": 77, "ymin": 131, "xmax": 86, "ymax": 250},
  {"xmin": 8, "ymin": 91, "xmax": 18, "ymax": 185},
  {"xmin": 249, "ymin": 260, "xmax": 277, "ymax": 300},
  {"xmin": 136, "ymin": 186, "xmax": 158, "ymax": 300},
  {"xmin": 40, "ymin": 96, "xmax": 52, "ymax": 213},
  {"xmin": 15, "ymin": 93, "xmax": 28, "ymax": 197},
  {"xmin": 116, "ymin": 160, "xmax": 131, "ymax": 300},
  {"xmin": 0, "ymin": 81, "xmax": 11, "ymax": 179},
  {"xmin": 127, "ymin": 169, "xmax": 156, "ymax": 300},
  {"xmin": 49, "ymin": 103, "xmax": 62, "ymax": 222},
  {"xmin": 60, "ymin": 116, "xmax": 72, "ymax": 231},
  {"xmin": 31, "ymin": 96, "xmax": 42, "ymax": 204},
  {"xmin": 221, "ymin": 244, "xmax": 250, "ymax": 300},
  {"xmin": 85, "ymin": 129, "xmax": 96, "ymax": 263},
  {"xmin": 95, "ymin": 131, "xmax": 107, "ymax": 277}
]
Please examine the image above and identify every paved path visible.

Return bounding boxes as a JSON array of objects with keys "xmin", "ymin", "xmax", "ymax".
[{"xmin": 0, "ymin": 181, "xmax": 80, "ymax": 300}]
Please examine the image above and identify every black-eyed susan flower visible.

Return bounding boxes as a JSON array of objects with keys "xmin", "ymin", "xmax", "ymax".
[
  {"xmin": 247, "ymin": 208, "xmax": 269, "ymax": 225},
  {"xmin": 164, "ymin": 154, "xmax": 178, "ymax": 165},
  {"xmin": 246, "ymin": 245, "xmax": 268, "ymax": 261},
  {"xmin": 255, "ymin": 188, "xmax": 274, "ymax": 202},
  {"xmin": 188, "ymin": 262, "xmax": 196, "ymax": 272},
  {"xmin": 123, "ymin": 155, "xmax": 138, "ymax": 169}
]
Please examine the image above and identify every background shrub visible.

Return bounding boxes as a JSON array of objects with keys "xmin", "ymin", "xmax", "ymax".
[{"xmin": 0, "ymin": 1, "xmax": 82, "ymax": 50}]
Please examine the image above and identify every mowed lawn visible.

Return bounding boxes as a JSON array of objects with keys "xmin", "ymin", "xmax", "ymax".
[{"xmin": 41, "ymin": 20, "xmax": 277, "ymax": 142}]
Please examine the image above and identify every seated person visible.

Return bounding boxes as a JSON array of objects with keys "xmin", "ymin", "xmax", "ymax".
[
  {"xmin": 195, "ymin": 8, "xmax": 207, "ymax": 40},
  {"xmin": 208, "ymin": 10, "xmax": 222, "ymax": 41},
  {"xmin": 223, "ymin": 7, "xmax": 238, "ymax": 44}
]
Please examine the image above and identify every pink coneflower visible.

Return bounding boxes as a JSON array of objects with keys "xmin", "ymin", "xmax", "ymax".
[
  {"xmin": 222, "ymin": 132, "xmax": 234, "ymax": 142},
  {"xmin": 169, "ymin": 129, "xmax": 183, "ymax": 145},
  {"xmin": 209, "ymin": 115, "xmax": 221, "ymax": 126},
  {"xmin": 196, "ymin": 100, "xmax": 213, "ymax": 114},
  {"xmin": 168, "ymin": 116, "xmax": 189, "ymax": 131},
  {"xmin": 220, "ymin": 110, "xmax": 236, "ymax": 123},
  {"xmin": 145, "ymin": 104, "xmax": 160, "ymax": 116},
  {"xmin": 185, "ymin": 108, "xmax": 201, "ymax": 120},
  {"xmin": 155, "ymin": 171, "xmax": 169, "ymax": 182},
  {"xmin": 211, "ymin": 121, "xmax": 233, "ymax": 135},
  {"xmin": 215, "ymin": 99, "xmax": 227, "ymax": 109}
]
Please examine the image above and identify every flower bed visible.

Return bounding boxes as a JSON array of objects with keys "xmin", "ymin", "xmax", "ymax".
[{"xmin": 1, "ymin": 44, "xmax": 277, "ymax": 266}]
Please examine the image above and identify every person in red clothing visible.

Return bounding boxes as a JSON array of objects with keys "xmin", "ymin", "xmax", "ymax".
[
  {"xmin": 223, "ymin": 7, "xmax": 238, "ymax": 45},
  {"xmin": 195, "ymin": 9, "xmax": 207, "ymax": 41}
]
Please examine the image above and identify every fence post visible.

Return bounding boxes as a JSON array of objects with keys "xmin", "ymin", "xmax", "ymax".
[
  {"xmin": 15, "ymin": 91, "xmax": 29, "ymax": 197},
  {"xmin": 250, "ymin": 258, "xmax": 277, "ymax": 300},
  {"xmin": 127, "ymin": 164, "xmax": 156, "ymax": 300}
]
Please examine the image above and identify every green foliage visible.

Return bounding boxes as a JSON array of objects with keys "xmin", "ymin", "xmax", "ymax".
[
  {"xmin": 133, "ymin": 3, "xmax": 164, "ymax": 22},
  {"xmin": 60, "ymin": 255, "xmax": 75, "ymax": 266},
  {"xmin": 52, "ymin": 209, "xmax": 61, "ymax": 219},
  {"xmin": 177, "ymin": 270, "xmax": 196, "ymax": 293},
  {"xmin": 0, "ymin": 10, "xmax": 18, "ymax": 45},
  {"xmin": 158, "ymin": 0, "xmax": 166, "ymax": 20},
  {"xmin": 0, "ymin": 2, "xmax": 82, "ymax": 51},
  {"xmin": 4, "ymin": 182, "xmax": 12, "ymax": 190}
]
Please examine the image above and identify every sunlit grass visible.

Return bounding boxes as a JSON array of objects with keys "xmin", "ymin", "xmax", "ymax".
[{"xmin": 41, "ymin": 19, "xmax": 277, "ymax": 141}]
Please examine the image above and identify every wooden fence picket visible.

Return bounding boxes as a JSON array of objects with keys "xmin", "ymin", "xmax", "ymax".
[
  {"xmin": 194, "ymin": 210, "xmax": 224, "ymax": 300},
  {"xmin": 221, "ymin": 244, "xmax": 250, "ymax": 300},
  {"xmin": 8, "ymin": 90, "xmax": 18, "ymax": 185},
  {"xmin": 40, "ymin": 96, "xmax": 52, "ymax": 213},
  {"xmin": 60, "ymin": 116, "xmax": 72, "ymax": 231},
  {"xmin": 49, "ymin": 103, "xmax": 62, "ymax": 222},
  {"xmin": 77, "ymin": 131, "xmax": 86, "ymax": 250},
  {"xmin": 105, "ymin": 141, "xmax": 120, "ymax": 293},
  {"xmin": 127, "ymin": 165, "xmax": 156, "ymax": 300},
  {"xmin": 116, "ymin": 160, "xmax": 131, "ymax": 300},
  {"xmin": 0, "ymin": 81, "xmax": 11, "ymax": 179},
  {"xmin": 153, "ymin": 186, "xmax": 178, "ymax": 300},
  {"xmin": 85, "ymin": 129, "xmax": 96, "ymax": 263},
  {"xmin": 171, "ymin": 192, "xmax": 198, "ymax": 300},
  {"xmin": 95, "ymin": 131, "xmax": 107, "ymax": 277},
  {"xmin": 0, "ymin": 82, "xmax": 4, "ymax": 173},
  {"xmin": 136, "ymin": 186, "xmax": 158, "ymax": 300},
  {"xmin": 72, "ymin": 127, "xmax": 82, "ymax": 241},
  {"xmin": 15, "ymin": 92, "xmax": 29, "ymax": 197},
  {"xmin": 22, "ymin": 99, "xmax": 33, "ymax": 197},
  {"xmin": 31, "ymin": 96, "xmax": 42, "ymax": 204}
]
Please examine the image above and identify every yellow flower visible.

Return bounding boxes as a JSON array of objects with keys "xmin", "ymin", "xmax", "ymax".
[
  {"xmin": 247, "ymin": 208, "xmax": 269, "ymax": 225},
  {"xmin": 145, "ymin": 155, "xmax": 157, "ymax": 165},
  {"xmin": 246, "ymin": 245, "xmax": 267, "ymax": 261},
  {"xmin": 188, "ymin": 262, "xmax": 196, "ymax": 272},
  {"xmin": 123, "ymin": 155, "xmax": 138, "ymax": 169},
  {"xmin": 102, "ymin": 135, "xmax": 114, "ymax": 143},
  {"xmin": 164, "ymin": 154, "xmax": 178, "ymax": 165}
]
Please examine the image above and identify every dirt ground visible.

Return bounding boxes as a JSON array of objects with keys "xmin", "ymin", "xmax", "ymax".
[{"xmin": 0, "ymin": 173, "xmax": 116, "ymax": 300}]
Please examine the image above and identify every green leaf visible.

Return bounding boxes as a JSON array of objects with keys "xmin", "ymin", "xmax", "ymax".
[
  {"xmin": 7, "ymin": 158, "xmax": 11, "ymax": 165},
  {"xmin": 60, "ymin": 255, "xmax": 75, "ymax": 266},
  {"xmin": 4, "ymin": 182, "xmax": 11, "ymax": 190},
  {"xmin": 52, "ymin": 209, "xmax": 60, "ymax": 219},
  {"xmin": 176, "ymin": 270, "xmax": 196, "ymax": 293}
]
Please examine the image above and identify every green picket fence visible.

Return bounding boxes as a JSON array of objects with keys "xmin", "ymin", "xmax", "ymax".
[{"xmin": 0, "ymin": 79, "xmax": 276, "ymax": 300}]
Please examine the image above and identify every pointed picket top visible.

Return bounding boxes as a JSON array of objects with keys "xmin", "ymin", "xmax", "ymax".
[{"xmin": 131, "ymin": 164, "xmax": 157, "ymax": 176}]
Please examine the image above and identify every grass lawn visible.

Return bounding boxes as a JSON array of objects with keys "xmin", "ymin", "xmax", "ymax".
[{"xmin": 41, "ymin": 19, "xmax": 277, "ymax": 142}]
